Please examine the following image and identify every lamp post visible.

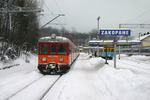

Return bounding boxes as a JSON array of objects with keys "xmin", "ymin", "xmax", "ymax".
[{"xmin": 97, "ymin": 16, "xmax": 100, "ymax": 40}]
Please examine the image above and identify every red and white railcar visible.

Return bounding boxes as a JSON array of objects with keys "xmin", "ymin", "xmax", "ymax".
[{"xmin": 37, "ymin": 34, "xmax": 79, "ymax": 74}]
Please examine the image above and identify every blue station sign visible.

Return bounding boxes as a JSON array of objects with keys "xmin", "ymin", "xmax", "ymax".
[{"xmin": 99, "ymin": 29, "xmax": 131, "ymax": 36}]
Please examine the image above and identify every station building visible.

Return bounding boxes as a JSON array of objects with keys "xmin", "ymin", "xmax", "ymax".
[
  {"xmin": 140, "ymin": 33, "xmax": 150, "ymax": 48},
  {"xmin": 88, "ymin": 39, "xmax": 141, "ymax": 47}
]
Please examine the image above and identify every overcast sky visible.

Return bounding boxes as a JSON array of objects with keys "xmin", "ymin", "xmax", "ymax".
[{"xmin": 40, "ymin": 0, "xmax": 150, "ymax": 35}]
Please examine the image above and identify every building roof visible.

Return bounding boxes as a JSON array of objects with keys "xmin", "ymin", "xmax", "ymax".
[
  {"xmin": 88, "ymin": 39, "xmax": 140, "ymax": 46},
  {"xmin": 140, "ymin": 34, "xmax": 150, "ymax": 40},
  {"xmin": 89, "ymin": 39, "xmax": 140, "ymax": 43}
]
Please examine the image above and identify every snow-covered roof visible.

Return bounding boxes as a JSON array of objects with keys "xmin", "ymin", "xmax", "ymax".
[
  {"xmin": 39, "ymin": 36, "xmax": 77, "ymax": 48},
  {"xmin": 140, "ymin": 34, "xmax": 150, "ymax": 40},
  {"xmin": 88, "ymin": 39, "xmax": 141, "ymax": 46},
  {"xmin": 39, "ymin": 36, "xmax": 68, "ymax": 42},
  {"xmin": 89, "ymin": 40, "xmax": 140, "ymax": 43}
]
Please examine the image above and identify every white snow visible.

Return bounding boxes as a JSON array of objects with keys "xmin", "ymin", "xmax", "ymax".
[
  {"xmin": 0, "ymin": 53, "xmax": 150, "ymax": 100},
  {"xmin": 10, "ymin": 75, "xmax": 60, "ymax": 100}
]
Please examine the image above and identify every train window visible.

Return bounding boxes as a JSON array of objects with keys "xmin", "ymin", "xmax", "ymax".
[
  {"xmin": 111, "ymin": 48, "xmax": 114, "ymax": 52},
  {"xmin": 104, "ymin": 48, "xmax": 107, "ymax": 52},
  {"xmin": 50, "ymin": 44, "xmax": 57, "ymax": 54},
  {"xmin": 40, "ymin": 44, "xmax": 48, "ymax": 54},
  {"xmin": 107, "ymin": 48, "xmax": 109, "ymax": 52},
  {"xmin": 58, "ymin": 44, "xmax": 67, "ymax": 55}
]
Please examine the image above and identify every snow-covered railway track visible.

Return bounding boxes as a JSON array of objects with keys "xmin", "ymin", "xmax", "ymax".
[
  {"xmin": 8, "ymin": 75, "xmax": 62, "ymax": 100},
  {"xmin": 5, "ymin": 75, "xmax": 44, "ymax": 100},
  {"xmin": 0, "ymin": 64, "xmax": 20, "ymax": 70},
  {"xmin": 39, "ymin": 75, "xmax": 62, "ymax": 100},
  {"xmin": 0, "ymin": 71, "xmax": 42, "ymax": 100}
]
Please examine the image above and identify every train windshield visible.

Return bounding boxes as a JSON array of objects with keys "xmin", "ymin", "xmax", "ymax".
[
  {"xmin": 40, "ymin": 44, "xmax": 48, "ymax": 54},
  {"xmin": 50, "ymin": 44, "xmax": 57, "ymax": 54},
  {"xmin": 57, "ymin": 44, "xmax": 67, "ymax": 54},
  {"xmin": 39, "ymin": 43, "xmax": 67, "ymax": 55}
]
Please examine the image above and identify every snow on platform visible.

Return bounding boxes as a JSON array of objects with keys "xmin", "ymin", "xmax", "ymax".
[{"xmin": 0, "ymin": 53, "xmax": 150, "ymax": 100}]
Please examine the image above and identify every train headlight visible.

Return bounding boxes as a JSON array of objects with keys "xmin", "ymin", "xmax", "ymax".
[
  {"xmin": 42, "ymin": 57, "xmax": 47, "ymax": 61},
  {"xmin": 59, "ymin": 58, "xmax": 64, "ymax": 62}
]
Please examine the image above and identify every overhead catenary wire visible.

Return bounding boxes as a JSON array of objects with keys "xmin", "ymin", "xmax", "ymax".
[
  {"xmin": 52, "ymin": 0, "xmax": 63, "ymax": 14},
  {"xmin": 43, "ymin": 0, "xmax": 55, "ymax": 15},
  {"xmin": 52, "ymin": 0, "xmax": 67, "ymax": 33},
  {"xmin": 125, "ymin": 8, "xmax": 150, "ymax": 24},
  {"xmin": 41, "ymin": 0, "xmax": 66, "ymax": 29}
]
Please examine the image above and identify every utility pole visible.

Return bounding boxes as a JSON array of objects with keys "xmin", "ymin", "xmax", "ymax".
[
  {"xmin": 0, "ymin": 7, "xmax": 43, "ymax": 13},
  {"xmin": 0, "ymin": 6, "xmax": 43, "ymax": 50},
  {"xmin": 0, "ymin": 7, "xmax": 43, "ymax": 30},
  {"xmin": 97, "ymin": 16, "xmax": 100, "ymax": 40}
]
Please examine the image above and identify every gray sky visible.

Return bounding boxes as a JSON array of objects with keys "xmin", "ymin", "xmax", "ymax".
[{"xmin": 40, "ymin": 0, "xmax": 150, "ymax": 34}]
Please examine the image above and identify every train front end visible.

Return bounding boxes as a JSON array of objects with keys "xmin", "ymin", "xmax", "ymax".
[{"xmin": 37, "ymin": 36, "xmax": 70, "ymax": 75}]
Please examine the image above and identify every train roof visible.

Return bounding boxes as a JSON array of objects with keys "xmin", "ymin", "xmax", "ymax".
[
  {"xmin": 39, "ymin": 35, "xmax": 77, "ymax": 48},
  {"xmin": 39, "ymin": 36, "xmax": 68, "ymax": 42}
]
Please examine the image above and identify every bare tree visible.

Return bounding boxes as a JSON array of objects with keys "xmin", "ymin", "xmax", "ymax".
[{"xmin": 0, "ymin": 0, "xmax": 39, "ymax": 60}]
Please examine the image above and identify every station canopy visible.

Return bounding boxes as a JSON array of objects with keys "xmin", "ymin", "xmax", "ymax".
[{"xmin": 88, "ymin": 40, "xmax": 141, "ymax": 46}]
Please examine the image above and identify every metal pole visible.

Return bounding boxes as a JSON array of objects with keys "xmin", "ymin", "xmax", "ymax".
[
  {"xmin": 118, "ymin": 24, "xmax": 121, "ymax": 60},
  {"xmin": 138, "ymin": 43, "xmax": 141, "ymax": 55},
  {"xmin": 138, "ymin": 33, "xmax": 141, "ymax": 55},
  {"xmin": 97, "ymin": 16, "xmax": 100, "ymax": 40},
  {"xmin": 114, "ymin": 38, "xmax": 117, "ymax": 68},
  {"xmin": 105, "ymin": 46, "xmax": 108, "ymax": 64},
  {"xmin": 118, "ymin": 45, "xmax": 120, "ymax": 59}
]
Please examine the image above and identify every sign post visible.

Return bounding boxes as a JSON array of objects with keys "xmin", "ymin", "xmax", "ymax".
[
  {"xmin": 118, "ymin": 45, "xmax": 121, "ymax": 59},
  {"xmin": 99, "ymin": 29, "xmax": 131, "ymax": 68},
  {"xmin": 105, "ymin": 46, "xmax": 108, "ymax": 64},
  {"xmin": 113, "ymin": 38, "xmax": 117, "ymax": 68}
]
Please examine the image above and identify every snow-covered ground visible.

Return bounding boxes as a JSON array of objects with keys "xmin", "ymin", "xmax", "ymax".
[{"xmin": 0, "ymin": 53, "xmax": 150, "ymax": 100}]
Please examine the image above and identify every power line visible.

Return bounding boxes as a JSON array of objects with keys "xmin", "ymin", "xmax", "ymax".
[
  {"xmin": 119, "ymin": 9, "xmax": 150, "ymax": 29},
  {"xmin": 125, "ymin": 8, "xmax": 150, "ymax": 23},
  {"xmin": 40, "ymin": 14, "xmax": 65, "ymax": 29},
  {"xmin": 119, "ymin": 24, "xmax": 150, "ymax": 29},
  {"xmin": 0, "ymin": 7, "xmax": 43, "ymax": 13},
  {"xmin": 41, "ymin": 0, "xmax": 65, "ymax": 29},
  {"xmin": 53, "ymin": 0, "xmax": 63, "ymax": 14},
  {"xmin": 0, "ymin": 6, "xmax": 43, "ymax": 30},
  {"xmin": 43, "ymin": 0, "xmax": 54, "ymax": 15}
]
